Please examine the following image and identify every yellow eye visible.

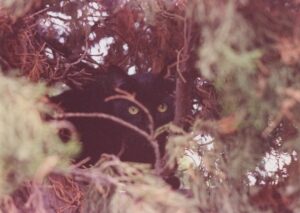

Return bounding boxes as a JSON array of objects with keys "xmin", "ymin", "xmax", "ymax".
[
  {"xmin": 157, "ymin": 103, "xmax": 168, "ymax": 113},
  {"xmin": 128, "ymin": 105, "xmax": 139, "ymax": 115}
]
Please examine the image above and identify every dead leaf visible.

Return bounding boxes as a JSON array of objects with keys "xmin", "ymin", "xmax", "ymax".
[
  {"xmin": 217, "ymin": 114, "xmax": 238, "ymax": 135},
  {"xmin": 276, "ymin": 37, "xmax": 300, "ymax": 65}
]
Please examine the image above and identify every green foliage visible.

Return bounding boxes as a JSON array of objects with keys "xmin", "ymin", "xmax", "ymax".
[
  {"xmin": 0, "ymin": 0, "xmax": 39, "ymax": 20},
  {"xmin": 1, "ymin": 0, "xmax": 300, "ymax": 212},
  {"xmin": 0, "ymin": 73, "xmax": 79, "ymax": 195},
  {"xmin": 196, "ymin": 0, "xmax": 263, "ymax": 123},
  {"xmin": 164, "ymin": 1, "xmax": 300, "ymax": 212},
  {"xmin": 81, "ymin": 155, "xmax": 198, "ymax": 213}
]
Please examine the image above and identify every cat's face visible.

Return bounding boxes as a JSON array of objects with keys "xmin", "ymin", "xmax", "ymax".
[
  {"xmin": 108, "ymin": 72, "xmax": 175, "ymax": 131},
  {"xmin": 50, "ymin": 66, "xmax": 175, "ymax": 165}
]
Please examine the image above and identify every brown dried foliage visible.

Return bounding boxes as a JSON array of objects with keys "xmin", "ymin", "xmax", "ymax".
[{"xmin": 1, "ymin": 0, "xmax": 300, "ymax": 213}]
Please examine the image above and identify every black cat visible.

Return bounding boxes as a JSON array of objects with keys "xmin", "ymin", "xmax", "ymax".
[{"xmin": 50, "ymin": 66, "xmax": 175, "ymax": 165}]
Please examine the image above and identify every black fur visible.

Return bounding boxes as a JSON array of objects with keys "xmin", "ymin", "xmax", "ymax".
[{"xmin": 51, "ymin": 66, "xmax": 175, "ymax": 165}]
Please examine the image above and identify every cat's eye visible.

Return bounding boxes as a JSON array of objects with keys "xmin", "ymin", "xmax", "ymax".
[
  {"xmin": 157, "ymin": 103, "xmax": 168, "ymax": 113},
  {"xmin": 128, "ymin": 105, "xmax": 140, "ymax": 115}
]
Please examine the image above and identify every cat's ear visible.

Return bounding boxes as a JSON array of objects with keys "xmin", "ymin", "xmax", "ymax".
[
  {"xmin": 155, "ymin": 65, "xmax": 175, "ymax": 93},
  {"xmin": 106, "ymin": 65, "xmax": 137, "ymax": 92}
]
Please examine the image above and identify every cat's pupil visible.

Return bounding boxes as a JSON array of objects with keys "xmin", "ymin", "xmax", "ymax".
[
  {"xmin": 157, "ymin": 103, "xmax": 168, "ymax": 113},
  {"xmin": 51, "ymin": 67, "xmax": 175, "ymax": 164},
  {"xmin": 128, "ymin": 105, "xmax": 139, "ymax": 115}
]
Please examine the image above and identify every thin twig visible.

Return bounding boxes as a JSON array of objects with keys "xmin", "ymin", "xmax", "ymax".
[
  {"xmin": 25, "ymin": 183, "xmax": 46, "ymax": 213},
  {"xmin": 160, "ymin": 11, "xmax": 185, "ymax": 21},
  {"xmin": 55, "ymin": 103, "xmax": 161, "ymax": 174},
  {"xmin": 25, "ymin": 7, "xmax": 49, "ymax": 19},
  {"xmin": 54, "ymin": 112, "xmax": 152, "ymax": 142},
  {"xmin": 105, "ymin": 89, "xmax": 155, "ymax": 136},
  {"xmin": 105, "ymin": 88, "xmax": 163, "ymax": 173},
  {"xmin": 176, "ymin": 48, "xmax": 187, "ymax": 83}
]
